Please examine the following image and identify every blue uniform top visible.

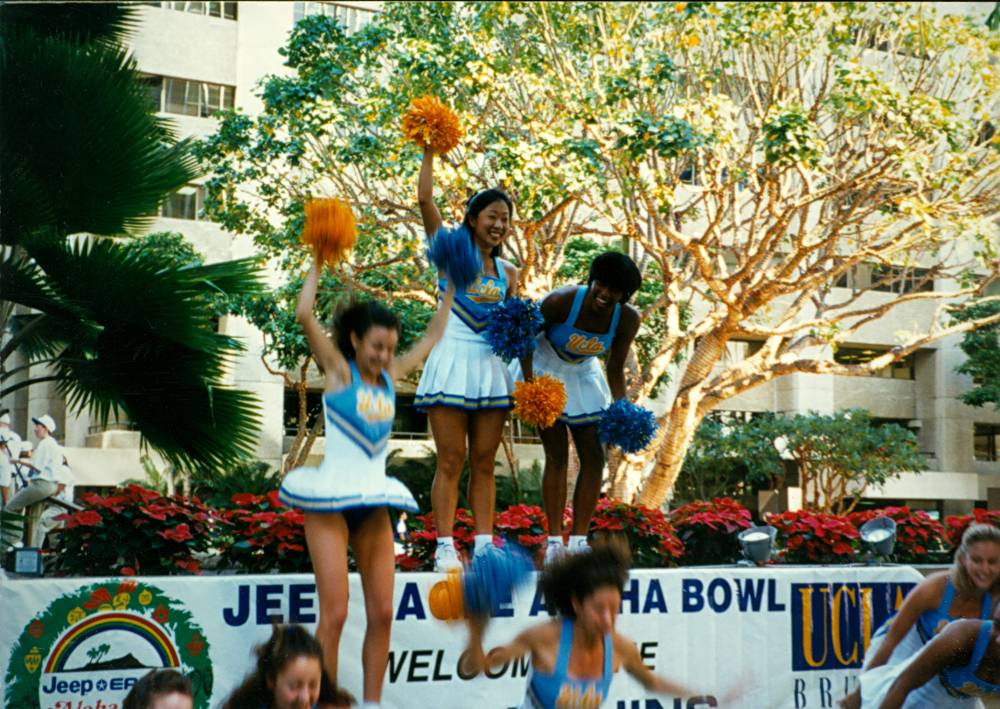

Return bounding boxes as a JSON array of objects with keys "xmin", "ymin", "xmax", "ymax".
[
  {"xmin": 941, "ymin": 620, "xmax": 1000, "ymax": 698},
  {"xmin": 439, "ymin": 258, "xmax": 508, "ymax": 333},
  {"xmin": 323, "ymin": 360, "xmax": 395, "ymax": 459},
  {"xmin": 917, "ymin": 578, "xmax": 993, "ymax": 642},
  {"xmin": 546, "ymin": 286, "xmax": 621, "ymax": 364},
  {"xmin": 526, "ymin": 618, "xmax": 614, "ymax": 709}
]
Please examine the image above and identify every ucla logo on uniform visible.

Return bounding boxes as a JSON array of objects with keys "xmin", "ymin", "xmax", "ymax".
[
  {"xmin": 555, "ymin": 684, "xmax": 603, "ymax": 709},
  {"xmin": 356, "ymin": 389, "xmax": 393, "ymax": 423},
  {"xmin": 466, "ymin": 278, "xmax": 502, "ymax": 304},
  {"xmin": 566, "ymin": 334, "xmax": 606, "ymax": 356}
]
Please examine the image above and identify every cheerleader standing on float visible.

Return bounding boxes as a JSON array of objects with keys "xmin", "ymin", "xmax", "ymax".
[
  {"xmin": 279, "ymin": 257, "xmax": 454, "ymax": 707},
  {"xmin": 840, "ymin": 523, "xmax": 1000, "ymax": 709},
  {"xmin": 414, "ymin": 146, "xmax": 518, "ymax": 571},
  {"xmin": 511, "ymin": 252, "xmax": 642, "ymax": 561}
]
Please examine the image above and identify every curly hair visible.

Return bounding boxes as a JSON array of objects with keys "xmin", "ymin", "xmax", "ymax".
[
  {"xmin": 332, "ymin": 299, "xmax": 400, "ymax": 360},
  {"xmin": 539, "ymin": 542, "xmax": 631, "ymax": 618},
  {"xmin": 587, "ymin": 251, "xmax": 643, "ymax": 303}
]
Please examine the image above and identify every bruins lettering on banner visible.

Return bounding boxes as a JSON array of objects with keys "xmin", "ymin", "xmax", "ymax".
[{"xmin": 791, "ymin": 582, "xmax": 914, "ymax": 672}]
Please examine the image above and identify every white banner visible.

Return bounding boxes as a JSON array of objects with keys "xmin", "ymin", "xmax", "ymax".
[{"xmin": 1, "ymin": 565, "xmax": 923, "ymax": 709}]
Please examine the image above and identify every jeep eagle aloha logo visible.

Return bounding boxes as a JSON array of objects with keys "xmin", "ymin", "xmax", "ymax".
[{"xmin": 5, "ymin": 580, "xmax": 213, "ymax": 709}]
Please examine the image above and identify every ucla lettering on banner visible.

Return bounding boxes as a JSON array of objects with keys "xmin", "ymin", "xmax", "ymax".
[
  {"xmin": 791, "ymin": 581, "xmax": 915, "ymax": 671},
  {"xmin": 3, "ymin": 567, "xmax": 925, "ymax": 709}
]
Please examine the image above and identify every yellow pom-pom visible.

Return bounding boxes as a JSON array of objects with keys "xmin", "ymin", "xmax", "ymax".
[
  {"xmin": 402, "ymin": 96, "xmax": 463, "ymax": 154},
  {"xmin": 301, "ymin": 198, "xmax": 356, "ymax": 267},
  {"xmin": 513, "ymin": 375, "xmax": 567, "ymax": 430}
]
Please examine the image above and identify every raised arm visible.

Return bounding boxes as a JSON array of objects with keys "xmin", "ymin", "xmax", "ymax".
[
  {"xmin": 605, "ymin": 306, "xmax": 641, "ymax": 401},
  {"xmin": 295, "ymin": 261, "xmax": 349, "ymax": 386},
  {"xmin": 418, "ymin": 148, "xmax": 443, "ymax": 237},
  {"xmin": 879, "ymin": 620, "xmax": 978, "ymax": 709},
  {"xmin": 863, "ymin": 575, "xmax": 941, "ymax": 671},
  {"xmin": 618, "ymin": 634, "xmax": 695, "ymax": 698},
  {"xmin": 390, "ymin": 280, "xmax": 455, "ymax": 381}
]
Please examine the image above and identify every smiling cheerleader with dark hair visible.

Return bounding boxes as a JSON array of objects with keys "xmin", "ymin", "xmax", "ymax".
[
  {"xmin": 510, "ymin": 251, "xmax": 643, "ymax": 562},
  {"xmin": 414, "ymin": 145, "xmax": 520, "ymax": 572}
]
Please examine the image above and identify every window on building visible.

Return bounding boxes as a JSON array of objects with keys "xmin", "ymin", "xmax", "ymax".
[
  {"xmin": 155, "ymin": 1, "xmax": 238, "ymax": 20},
  {"xmin": 294, "ymin": 2, "xmax": 378, "ymax": 33},
  {"xmin": 706, "ymin": 410, "xmax": 759, "ymax": 425},
  {"xmin": 160, "ymin": 77, "xmax": 234, "ymax": 118},
  {"xmin": 160, "ymin": 185, "xmax": 208, "ymax": 220},
  {"xmin": 834, "ymin": 263, "xmax": 934, "ymax": 293},
  {"xmin": 283, "ymin": 388, "xmax": 325, "ymax": 437},
  {"xmin": 392, "ymin": 395, "xmax": 429, "ymax": 438},
  {"xmin": 723, "ymin": 339, "xmax": 764, "ymax": 364},
  {"xmin": 975, "ymin": 424, "xmax": 1000, "ymax": 462},
  {"xmin": 140, "ymin": 75, "xmax": 164, "ymax": 112},
  {"xmin": 833, "ymin": 347, "xmax": 916, "ymax": 380}
]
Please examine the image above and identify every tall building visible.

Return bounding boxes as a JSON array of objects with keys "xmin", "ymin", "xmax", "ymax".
[{"xmin": 3, "ymin": 1, "xmax": 997, "ymax": 515}]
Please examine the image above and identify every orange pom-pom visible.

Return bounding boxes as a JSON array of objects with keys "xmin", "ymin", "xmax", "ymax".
[
  {"xmin": 402, "ymin": 96, "xmax": 463, "ymax": 154},
  {"xmin": 513, "ymin": 375, "xmax": 567, "ymax": 430},
  {"xmin": 301, "ymin": 198, "xmax": 356, "ymax": 267}
]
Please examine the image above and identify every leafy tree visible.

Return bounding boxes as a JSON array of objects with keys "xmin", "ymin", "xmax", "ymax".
[
  {"xmin": 954, "ymin": 299, "xmax": 1000, "ymax": 410},
  {"xmin": 0, "ymin": 3, "xmax": 264, "ymax": 473},
  {"xmin": 201, "ymin": 2, "xmax": 1000, "ymax": 504},
  {"xmin": 675, "ymin": 410, "xmax": 925, "ymax": 514}
]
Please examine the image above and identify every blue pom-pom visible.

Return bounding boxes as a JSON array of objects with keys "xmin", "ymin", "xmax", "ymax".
[
  {"xmin": 483, "ymin": 297, "xmax": 544, "ymax": 361},
  {"xmin": 598, "ymin": 399, "xmax": 658, "ymax": 453},
  {"xmin": 426, "ymin": 224, "xmax": 482, "ymax": 291},
  {"xmin": 463, "ymin": 543, "xmax": 534, "ymax": 616}
]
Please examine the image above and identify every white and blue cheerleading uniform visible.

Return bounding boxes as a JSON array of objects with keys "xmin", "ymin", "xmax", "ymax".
[
  {"xmin": 510, "ymin": 285, "xmax": 620, "ymax": 426},
  {"xmin": 415, "ymin": 258, "xmax": 515, "ymax": 411},
  {"xmin": 279, "ymin": 361, "xmax": 417, "ymax": 514}
]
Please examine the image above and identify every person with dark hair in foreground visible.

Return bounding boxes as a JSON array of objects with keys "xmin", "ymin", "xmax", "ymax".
[
  {"xmin": 278, "ymin": 258, "xmax": 454, "ymax": 708},
  {"xmin": 511, "ymin": 251, "xmax": 643, "ymax": 562},
  {"xmin": 122, "ymin": 669, "xmax": 192, "ymax": 709},
  {"xmin": 462, "ymin": 543, "xmax": 714, "ymax": 708},
  {"xmin": 222, "ymin": 624, "xmax": 353, "ymax": 709}
]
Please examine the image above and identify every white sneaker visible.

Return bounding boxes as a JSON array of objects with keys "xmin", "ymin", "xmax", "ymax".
[
  {"xmin": 434, "ymin": 540, "xmax": 463, "ymax": 572},
  {"xmin": 473, "ymin": 540, "xmax": 498, "ymax": 561},
  {"xmin": 544, "ymin": 539, "xmax": 566, "ymax": 565},
  {"xmin": 567, "ymin": 536, "xmax": 591, "ymax": 554}
]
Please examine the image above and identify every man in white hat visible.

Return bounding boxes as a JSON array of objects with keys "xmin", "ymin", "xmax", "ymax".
[
  {"xmin": 2, "ymin": 414, "xmax": 66, "ymax": 548},
  {"xmin": 0, "ymin": 411, "xmax": 23, "ymax": 506}
]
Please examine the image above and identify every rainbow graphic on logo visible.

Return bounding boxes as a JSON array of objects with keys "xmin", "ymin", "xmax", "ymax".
[{"xmin": 44, "ymin": 611, "xmax": 179, "ymax": 673}]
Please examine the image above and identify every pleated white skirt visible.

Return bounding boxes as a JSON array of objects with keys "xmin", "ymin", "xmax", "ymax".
[
  {"xmin": 415, "ymin": 315, "xmax": 513, "ymax": 410},
  {"xmin": 509, "ymin": 336, "xmax": 611, "ymax": 426}
]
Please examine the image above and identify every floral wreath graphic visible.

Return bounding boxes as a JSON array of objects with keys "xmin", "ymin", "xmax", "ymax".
[{"xmin": 5, "ymin": 580, "xmax": 213, "ymax": 708}]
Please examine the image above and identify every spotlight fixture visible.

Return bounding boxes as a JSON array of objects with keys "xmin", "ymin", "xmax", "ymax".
[
  {"xmin": 860, "ymin": 516, "xmax": 896, "ymax": 561},
  {"xmin": 737, "ymin": 525, "xmax": 776, "ymax": 566}
]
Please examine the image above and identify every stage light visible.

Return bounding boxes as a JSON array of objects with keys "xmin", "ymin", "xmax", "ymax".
[
  {"xmin": 860, "ymin": 516, "xmax": 896, "ymax": 560},
  {"xmin": 737, "ymin": 525, "xmax": 776, "ymax": 566}
]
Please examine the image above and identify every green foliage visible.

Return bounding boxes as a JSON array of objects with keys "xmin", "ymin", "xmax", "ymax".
[
  {"xmin": 127, "ymin": 232, "xmax": 205, "ymax": 268},
  {"xmin": 760, "ymin": 109, "xmax": 824, "ymax": 168},
  {"xmin": 677, "ymin": 410, "xmax": 926, "ymax": 513},
  {"xmin": 0, "ymin": 3, "xmax": 265, "ymax": 474},
  {"xmin": 953, "ymin": 299, "xmax": 1000, "ymax": 410},
  {"xmin": 189, "ymin": 461, "xmax": 283, "ymax": 509}
]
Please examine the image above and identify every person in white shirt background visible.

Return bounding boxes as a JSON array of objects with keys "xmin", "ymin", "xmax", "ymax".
[
  {"xmin": 0, "ymin": 411, "xmax": 23, "ymax": 506},
  {"xmin": 2, "ymin": 414, "xmax": 71, "ymax": 548}
]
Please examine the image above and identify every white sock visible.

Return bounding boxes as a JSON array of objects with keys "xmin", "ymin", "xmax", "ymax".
[
  {"xmin": 361, "ymin": 702, "xmax": 381, "ymax": 709},
  {"xmin": 568, "ymin": 534, "xmax": 588, "ymax": 549},
  {"xmin": 475, "ymin": 534, "xmax": 493, "ymax": 553},
  {"xmin": 437, "ymin": 537, "xmax": 454, "ymax": 550},
  {"xmin": 548, "ymin": 535, "xmax": 564, "ymax": 546}
]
